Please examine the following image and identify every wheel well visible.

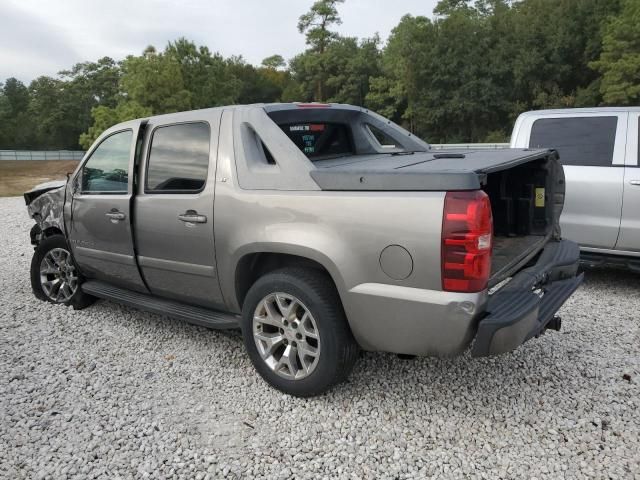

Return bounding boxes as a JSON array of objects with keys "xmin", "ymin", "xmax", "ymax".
[
  {"xmin": 235, "ymin": 252, "xmax": 336, "ymax": 309},
  {"xmin": 30, "ymin": 225, "xmax": 64, "ymax": 246},
  {"xmin": 43, "ymin": 227, "xmax": 63, "ymax": 238}
]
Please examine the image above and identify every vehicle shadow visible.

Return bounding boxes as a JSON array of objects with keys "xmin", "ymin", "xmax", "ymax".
[
  {"xmin": 325, "ymin": 264, "xmax": 638, "ymax": 413},
  {"xmin": 88, "ymin": 262, "xmax": 637, "ymax": 415},
  {"xmin": 580, "ymin": 264, "xmax": 640, "ymax": 289}
]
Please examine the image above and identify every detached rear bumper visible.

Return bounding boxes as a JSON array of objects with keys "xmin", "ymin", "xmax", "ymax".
[{"xmin": 472, "ymin": 239, "xmax": 583, "ymax": 357}]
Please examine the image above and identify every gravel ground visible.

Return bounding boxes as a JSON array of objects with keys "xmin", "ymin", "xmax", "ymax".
[{"xmin": 0, "ymin": 195, "xmax": 639, "ymax": 480}]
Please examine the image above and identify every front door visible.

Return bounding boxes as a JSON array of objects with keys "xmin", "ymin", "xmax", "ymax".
[
  {"xmin": 68, "ymin": 123, "xmax": 147, "ymax": 292},
  {"xmin": 134, "ymin": 114, "xmax": 225, "ymax": 309}
]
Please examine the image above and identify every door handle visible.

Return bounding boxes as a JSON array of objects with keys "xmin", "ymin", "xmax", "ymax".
[
  {"xmin": 105, "ymin": 211, "xmax": 126, "ymax": 221},
  {"xmin": 630, "ymin": 180, "xmax": 640, "ymax": 186},
  {"xmin": 178, "ymin": 210, "xmax": 207, "ymax": 224}
]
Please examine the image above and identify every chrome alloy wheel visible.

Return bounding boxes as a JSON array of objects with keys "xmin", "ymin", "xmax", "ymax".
[
  {"xmin": 252, "ymin": 292, "xmax": 321, "ymax": 380},
  {"xmin": 39, "ymin": 248, "xmax": 78, "ymax": 303}
]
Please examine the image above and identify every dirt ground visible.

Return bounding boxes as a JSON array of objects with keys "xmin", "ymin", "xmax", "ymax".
[{"xmin": 0, "ymin": 160, "xmax": 79, "ymax": 197}]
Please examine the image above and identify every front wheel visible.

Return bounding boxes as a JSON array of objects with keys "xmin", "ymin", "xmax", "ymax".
[
  {"xmin": 30, "ymin": 235, "xmax": 95, "ymax": 309},
  {"xmin": 241, "ymin": 267, "xmax": 359, "ymax": 397}
]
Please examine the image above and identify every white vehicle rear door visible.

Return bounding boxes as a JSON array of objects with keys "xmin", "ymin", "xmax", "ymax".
[
  {"xmin": 516, "ymin": 112, "xmax": 627, "ymax": 250},
  {"xmin": 616, "ymin": 112, "xmax": 640, "ymax": 253}
]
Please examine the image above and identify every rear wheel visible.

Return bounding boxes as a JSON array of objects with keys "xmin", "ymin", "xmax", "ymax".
[
  {"xmin": 30, "ymin": 235, "xmax": 95, "ymax": 309},
  {"xmin": 241, "ymin": 267, "xmax": 359, "ymax": 397}
]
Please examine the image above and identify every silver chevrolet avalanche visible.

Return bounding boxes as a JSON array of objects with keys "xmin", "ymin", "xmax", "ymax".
[{"xmin": 24, "ymin": 103, "xmax": 583, "ymax": 396}]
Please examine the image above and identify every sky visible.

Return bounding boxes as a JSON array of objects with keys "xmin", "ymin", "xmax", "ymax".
[{"xmin": 0, "ymin": 0, "xmax": 439, "ymax": 83}]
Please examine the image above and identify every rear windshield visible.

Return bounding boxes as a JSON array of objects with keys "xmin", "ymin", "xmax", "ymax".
[{"xmin": 278, "ymin": 122, "xmax": 353, "ymax": 160}]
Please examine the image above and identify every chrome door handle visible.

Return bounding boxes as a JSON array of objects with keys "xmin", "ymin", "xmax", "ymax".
[
  {"xmin": 105, "ymin": 211, "xmax": 126, "ymax": 221},
  {"xmin": 630, "ymin": 180, "xmax": 640, "ymax": 186},
  {"xmin": 178, "ymin": 210, "xmax": 207, "ymax": 224}
]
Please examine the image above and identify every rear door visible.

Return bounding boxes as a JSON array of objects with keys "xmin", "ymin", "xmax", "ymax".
[
  {"xmin": 526, "ymin": 113, "xmax": 627, "ymax": 249},
  {"xmin": 68, "ymin": 123, "xmax": 148, "ymax": 292},
  {"xmin": 134, "ymin": 114, "xmax": 225, "ymax": 309},
  {"xmin": 616, "ymin": 112, "xmax": 640, "ymax": 252}
]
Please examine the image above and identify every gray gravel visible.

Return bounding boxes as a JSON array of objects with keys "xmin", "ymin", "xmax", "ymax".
[{"xmin": 1, "ymin": 195, "xmax": 639, "ymax": 480}]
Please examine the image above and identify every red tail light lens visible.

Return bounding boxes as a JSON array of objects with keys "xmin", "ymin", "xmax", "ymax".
[{"xmin": 441, "ymin": 190, "xmax": 493, "ymax": 293}]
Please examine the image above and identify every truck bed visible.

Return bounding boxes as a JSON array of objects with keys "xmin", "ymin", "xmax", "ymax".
[
  {"xmin": 309, "ymin": 147, "xmax": 563, "ymax": 286},
  {"xmin": 491, "ymin": 235, "xmax": 547, "ymax": 279},
  {"xmin": 309, "ymin": 148, "xmax": 552, "ymax": 191}
]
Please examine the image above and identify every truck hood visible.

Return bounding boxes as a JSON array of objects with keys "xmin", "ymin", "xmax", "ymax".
[{"xmin": 24, "ymin": 179, "xmax": 67, "ymax": 205}]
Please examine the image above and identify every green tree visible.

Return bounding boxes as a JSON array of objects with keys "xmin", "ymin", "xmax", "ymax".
[
  {"xmin": 121, "ymin": 46, "xmax": 191, "ymax": 114},
  {"xmin": 59, "ymin": 57, "xmax": 121, "ymax": 108},
  {"xmin": 2, "ymin": 77, "xmax": 29, "ymax": 114},
  {"xmin": 260, "ymin": 55, "xmax": 295, "ymax": 102},
  {"xmin": 297, "ymin": 0, "xmax": 345, "ymax": 101},
  {"xmin": 47, "ymin": 57, "xmax": 123, "ymax": 149},
  {"xmin": 165, "ymin": 38, "xmax": 240, "ymax": 108},
  {"xmin": 227, "ymin": 56, "xmax": 284, "ymax": 104},
  {"xmin": 4, "ymin": 0, "xmax": 635, "ymax": 150},
  {"xmin": 366, "ymin": 15, "xmax": 435, "ymax": 135},
  {"xmin": 368, "ymin": 0, "xmax": 622, "ymax": 142},
  {"xmin": 28, "ymin": 76, "xmax": 69, "ymax": 148},
  {"xmin": 508, "ymin": 0, "xmax": 621, "ymax": 110},
  {"xmin": 79, "ymin": 101, "xmax": 151, "ymax": 149},
  {"xmin": 591, "ymin": 0, "xmax": 640, "ymax": 105},
  {"xmin": 324, "ymin": 36, "xmax": 381, "ymax": 105},
  {"xmin": 261, "ymin": 55, "xmax": 286, "ymax": 70},
  {"xmin": 0, "ymin": 78, "xmax": 33, "ymax": 148}
]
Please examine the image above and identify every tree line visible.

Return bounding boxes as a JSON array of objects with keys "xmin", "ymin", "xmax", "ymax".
[{"xmin": 0, "ymin": 0, "xmax": 638, "ymax": 150}]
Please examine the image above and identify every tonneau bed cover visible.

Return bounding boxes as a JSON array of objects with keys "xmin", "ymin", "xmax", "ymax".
[{"xmin": 310, "ymin": 148, "xmax": 555, "ymax": 191}]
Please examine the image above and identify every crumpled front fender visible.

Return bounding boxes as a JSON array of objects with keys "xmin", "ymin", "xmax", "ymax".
[{"xmin": 26, "ymin": 184, "xmax": 67, "ymax": 243}]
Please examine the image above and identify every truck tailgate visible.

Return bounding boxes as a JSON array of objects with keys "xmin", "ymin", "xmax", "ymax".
[{"xmin": 473, "ymin": 239, "xmax": 583, "ymax": 356}]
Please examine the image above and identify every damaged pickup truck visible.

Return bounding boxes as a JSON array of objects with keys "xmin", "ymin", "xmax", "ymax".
[{"xmin": 25, "ymin": 103, "xmax": 583, "ymax": 396}]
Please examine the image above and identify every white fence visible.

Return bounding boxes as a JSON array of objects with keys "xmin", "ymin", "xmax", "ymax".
[{"xmin": 0, "ymin": 150, "xmax": 85, "ymax": 161}]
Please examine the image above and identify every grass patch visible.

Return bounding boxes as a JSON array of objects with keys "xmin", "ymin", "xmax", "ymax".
[{"xmin": 0, "ymin": 160, "xmax": 79, "ymax": 197}]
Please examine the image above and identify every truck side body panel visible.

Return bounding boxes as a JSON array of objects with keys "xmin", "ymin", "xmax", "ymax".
[{"xmin": 214, "ymin": 109, "xmax": 485, "ymax": 355}]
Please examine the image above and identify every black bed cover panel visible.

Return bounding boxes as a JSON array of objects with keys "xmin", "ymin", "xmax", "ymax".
[{"xmin": 310, "ymin": 148, "xmax": 555, "ymax": 191}]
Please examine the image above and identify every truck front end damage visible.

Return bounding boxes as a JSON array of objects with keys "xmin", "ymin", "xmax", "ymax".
[{"xmin": 24, "ymin": 180, "xmax": 67, "ymax": 246}]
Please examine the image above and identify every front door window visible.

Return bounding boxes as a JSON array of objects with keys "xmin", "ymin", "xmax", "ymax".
[{"xmin": 81, "ymin": 130, "xmax": 132, "ymax": 194}]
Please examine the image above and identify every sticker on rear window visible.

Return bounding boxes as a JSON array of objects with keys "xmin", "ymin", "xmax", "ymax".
[{"xmin": 535, "ymin": 188, "xmax": 545, "ymax": 207}]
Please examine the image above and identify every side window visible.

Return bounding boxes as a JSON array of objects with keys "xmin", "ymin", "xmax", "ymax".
[
  {"xmin": 146, "ymin": 123, "xmax": 210, "ymax": 193},
  {"xmin": 81, "ymin": 130, "xmax": 132, "ymax": 193},
  {"xmin": 367, "ymin": 124, "xmax": 399, "ymax": 148},
  {"xmin": 530, "ymin": 116, "xmax": 618, "ymax": 167}
]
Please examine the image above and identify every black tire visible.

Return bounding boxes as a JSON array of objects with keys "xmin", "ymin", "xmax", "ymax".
[
  {"xmin": 30, "ymin": 235, "xmax": 95, "ymax": 310},
  {"xmin": 241, "ymin": 267, "xmax": 359, "ymax": 397}
]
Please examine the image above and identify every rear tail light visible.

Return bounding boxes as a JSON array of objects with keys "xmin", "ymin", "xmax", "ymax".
[{"xmin": 441, "ymin": 190, "xmax": 493, "ymax": 293}]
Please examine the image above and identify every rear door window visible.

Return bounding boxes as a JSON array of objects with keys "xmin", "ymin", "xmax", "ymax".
[
  {"xmin": 145, "ymin": 122, "xmax": 210, "ymax": 193},
  {"xmin": 530, "ymin": 116, "xmax": 618, "ymax": 167}
]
